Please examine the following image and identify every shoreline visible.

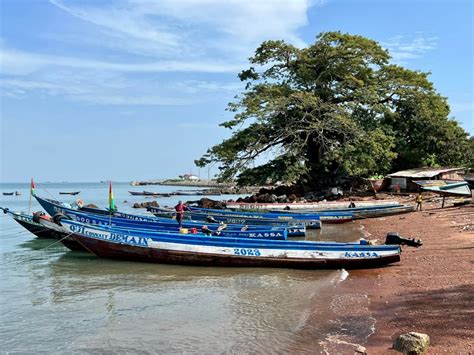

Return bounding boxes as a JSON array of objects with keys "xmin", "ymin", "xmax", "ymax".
[
  {"xmin": 352, "ymin": 203, "xmax": 473, "ymax": 353},
  {"xmin": 294, "ymin": 200, "xmax": 473, "ymax": 353}
]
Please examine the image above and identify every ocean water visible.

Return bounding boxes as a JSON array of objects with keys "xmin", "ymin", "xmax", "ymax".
[{"xmin": 0, "ymin": 182, "xmax": 372, "ymax": 353}]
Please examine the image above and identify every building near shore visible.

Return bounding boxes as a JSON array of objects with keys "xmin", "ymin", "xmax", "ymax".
[
  {"xmin": 387, "ymin": 167, "xmax": 464, "ymax": 191},
  {"xmin": 180, "ymin": 173, "xmax": 199, "ymax": 181}
]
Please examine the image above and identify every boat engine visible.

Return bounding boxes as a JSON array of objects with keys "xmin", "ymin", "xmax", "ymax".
[{"xmin": 385, "ymin": 232, "xmax": 423, "ymax": 247}]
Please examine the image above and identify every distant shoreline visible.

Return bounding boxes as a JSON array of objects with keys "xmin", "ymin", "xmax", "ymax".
[{"xmin": 131, "ymin": 179, "xmax": 235, "ymax": 188}]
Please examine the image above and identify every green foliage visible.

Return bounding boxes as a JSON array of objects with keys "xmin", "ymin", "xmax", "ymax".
[{"xmin": 196, "ymin": 31, "xmax": 472, "ymax": 186}]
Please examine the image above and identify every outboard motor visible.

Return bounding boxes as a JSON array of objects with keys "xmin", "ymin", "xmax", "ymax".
[{"xmin": 385, "ymin": 232, "xmax": 423, "ymax": 248}]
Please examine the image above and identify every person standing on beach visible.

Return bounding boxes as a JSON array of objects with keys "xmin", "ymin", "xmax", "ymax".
[
  {"xmin": 175, "ymin": 201, "xmax": 189, "ymax": 228},
  {"xmin": 415, "ymin": 193, "xmax": 423, "ymax": 211}
]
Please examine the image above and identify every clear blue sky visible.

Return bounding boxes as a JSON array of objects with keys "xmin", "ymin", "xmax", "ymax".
[{"xmin": 1, "ymin": 0, "xmax": 472, "ymax": 182}]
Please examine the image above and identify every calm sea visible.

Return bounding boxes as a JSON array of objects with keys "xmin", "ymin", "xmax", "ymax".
[{"xmin": 0, "ymin": 182, "xmax": 373, "ymax": 353}]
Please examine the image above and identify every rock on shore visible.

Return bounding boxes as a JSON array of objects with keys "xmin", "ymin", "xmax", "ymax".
[
  {"xmin": 132, "ymin": 201, "xmax": 160, "ymax": 209},
  {"xmin": 393, "ymin": 332, "xmax": 430, "ymax": 354}
]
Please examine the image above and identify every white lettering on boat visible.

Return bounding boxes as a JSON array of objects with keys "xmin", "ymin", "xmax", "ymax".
[
  {"xmin": 344, "ymin": 251, "xmax": 379, "ymax": 258},
  {"xmin": 69, "ymin": 224, "xmax": 149, "ymax": 247},
  {"xmin": 234, "ymin": 248, "xmax": 261, "ymax": 256}
]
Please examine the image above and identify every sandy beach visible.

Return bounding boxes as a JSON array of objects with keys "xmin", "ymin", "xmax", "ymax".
[{"xmin": 350, "ymin": 200, "xmax": 474, "ymax": 353}]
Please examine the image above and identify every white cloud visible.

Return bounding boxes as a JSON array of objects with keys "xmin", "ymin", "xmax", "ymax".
[
  {"xmin": 0, "ymin": 47, "xmax": 244, "ymax": 75},
  {"xmin": 1, "ymin": 0, "xmax": 318, "ymax": 106},
  {"xmin": 0, "ymin": 74, "xmax": 241, "ymax": 106},
  {"xmin": 383, "ymin": 33, "xmax": 438, "ymax": 63},
  {"xmin": 49, "ymin": 0, "xmax": 313, "ymax": 58}
]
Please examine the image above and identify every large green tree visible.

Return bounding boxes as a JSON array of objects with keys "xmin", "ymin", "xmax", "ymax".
[{"xmin": 196, "ymin": 32, "xmax": 471, "ymax": 186}]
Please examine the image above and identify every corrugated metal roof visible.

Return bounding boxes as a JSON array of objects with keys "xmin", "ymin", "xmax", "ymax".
[{"xmin": 387, "ymin": 168, "xmax": 463, "ymax": 178}]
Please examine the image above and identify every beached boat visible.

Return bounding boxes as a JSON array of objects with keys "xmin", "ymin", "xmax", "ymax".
[
  {"xmin": 59, "ymin": 191, "xmax": 81, "ymax": 195},
  {"xmin": 53, "ymin": 209, "xmax": 289, "ymax": 240},
  {"xmin": 187, "ymin": 206, "xmax": 352, "ymax": 223},
  {"xmin": 148, "ymin": 206, "xmax": 321, "ymax": 229},
  {"xmin": 33, "ymin": 195, "xmax": 305, "ymax": 237},
  {"xmin": 0, "ymin": 208, "xmax": 85, "ymax": 251},
  {"xmin": 225, "ymin": 200, "xmax": 400, "ymax": 211},
  {"xmin": 414, "ymin": 180, "xmax": 472, "ymax": 197},
  {"xmin": 270, "ymin": 204, "xmax": 415, "ymax": 219},
  {"xmin": 59, "ymin": 219, "xmax": 403, "ymax": 269}
]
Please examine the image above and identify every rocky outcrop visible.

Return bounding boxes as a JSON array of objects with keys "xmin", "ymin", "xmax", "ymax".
[
  {"xmin": 234, "ymin": 185, "xmax": 347, "ymax": 204},
  {"xmin": 186, "ymin": 198, "xmax": 227, "ymax": 209},
  {"xmin": 393, "ymin": 332, "xmax": 430, "ymax": 354},
  {"xmin": 132, "ymin": 201, "xmax": 160, "ymax": 209}
]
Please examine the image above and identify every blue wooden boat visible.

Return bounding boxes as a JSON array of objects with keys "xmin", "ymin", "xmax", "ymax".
[
  {"xmin": 225, "ymin": 200, "xmax": 400, "ymax": 210},
  {"xmin": 59, "ymin": 219, "xmax": 402, "ymax": 269},
  {"xmin": 34, "ymin": 195, "xmax": 305, "ymax": 237},
  {"xmin": 187, "ymin": 206, "xmax": 353, "ymax": 223},
  {"xmin": 147, "ymin": 206, "xmax": 319, "ymax": 229},
  {"xmin": 56, "ymin": 209, "xmax": 288, "ymax": 240},
  {"xmin": 270, "ymin": 204, "xmax": 415, "ymax": 219}
]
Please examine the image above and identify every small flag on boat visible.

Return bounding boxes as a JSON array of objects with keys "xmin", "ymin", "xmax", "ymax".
[
  {"xmin": 31, "ymin": 179, "xmax": 35, "ymax": 196},
  {"xmin": 109, "ymin": 181, "xmax": 116, "ymax": 211}
]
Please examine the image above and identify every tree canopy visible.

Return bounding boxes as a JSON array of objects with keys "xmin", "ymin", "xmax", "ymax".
[{"xmin": 196, "ymin": 32, "xmax": 473, "ymax": 186}]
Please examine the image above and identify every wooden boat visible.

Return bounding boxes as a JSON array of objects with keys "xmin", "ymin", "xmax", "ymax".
[
  {"xmin": 148, "ymin": 206, "xmax": 320, "ymax": 229},
  {"xmin": 187, "ymin": 206, "xmax": 352, "ymax": 223},
  {"xmin": 52, "ymin": 209, "xmax": 288, "ymax": 240},
  {"xmin": 0, "ymin": 208, "xmax": 85, "ymax": 251},
  {"xmin": 60, "ymin": 219, "xmax": 403, "ymax": 269},
  {"xmin": 59, "ymin": 191, "xmax": 81, "ymax": 195},
  {"xmin": 128, "ymin": 191, "xmax": 170, "ymax": 197},
  {"xmin": 271, "ymin": 204, "xmax": 415, "ymax": 219},
  {"xmin": 33, "ymin": 195, "xmax": 305, "ymax": 237},
  {"xmin": 414, "ymin": 180, "xmax": 472, "ymax": 197},
  {"xmin": 225, "ymin": 200, "xmax": 400, "ymax": 211}
]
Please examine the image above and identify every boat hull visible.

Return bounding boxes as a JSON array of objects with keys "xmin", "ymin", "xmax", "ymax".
[
  {"xmin": 5, "ymin": 210, "xmax": 86, "ymax": 251},
  {"xmin": 73, "ymin": 234, "xmax": 400, "ymax": 269},
  {"xmin": 62, "ymin": 220, "xmax": 401, "ymax": 269},
  {"xmin": 34, "ymin": 196, "xmax": 297, "ymax": 238},
  {"xmin": 225, "ymin": 200, "xmax": 400, "ymax": 210}
]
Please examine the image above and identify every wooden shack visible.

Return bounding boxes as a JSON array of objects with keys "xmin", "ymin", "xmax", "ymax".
[{"xmin": 387, "ymin": 168, "xmax": 465, "ymax": 192}]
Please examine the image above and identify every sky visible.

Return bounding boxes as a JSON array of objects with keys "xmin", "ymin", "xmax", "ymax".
[{"xmin": 0, "ymin": 0, "xmax": 472, "ymax": 182}]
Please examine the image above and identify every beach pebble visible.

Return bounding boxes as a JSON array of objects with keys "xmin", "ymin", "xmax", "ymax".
[{"xmin": 393, "ymin": 332, "xmax": 430, "ymax": 354}]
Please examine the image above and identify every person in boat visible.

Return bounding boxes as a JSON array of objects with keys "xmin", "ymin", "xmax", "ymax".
[
  {"xmin": 348, "ymin": 200, "xmax": 356, "ymax": 208},
  {"xmin": 175, "ymin": 201, "xmax": 189, "ymax": 228},
  {"xmin": 415, "ymin": 193, "xmax": 423, "ymax": 211}
]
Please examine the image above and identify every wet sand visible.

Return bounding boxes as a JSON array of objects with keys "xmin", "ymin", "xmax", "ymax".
[{"xmin": 354, "ymin": 201, "xmax": 474, "ymax": 353}]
